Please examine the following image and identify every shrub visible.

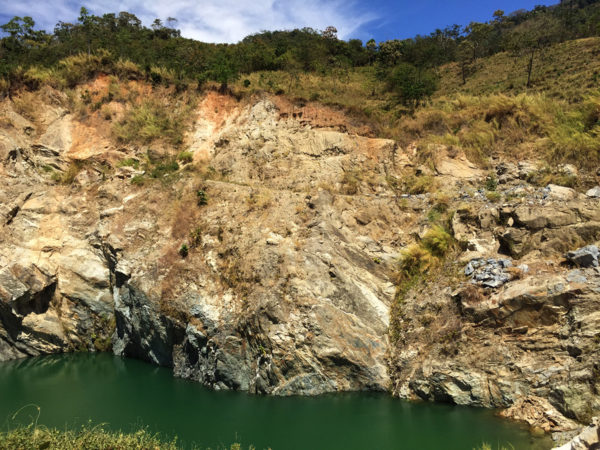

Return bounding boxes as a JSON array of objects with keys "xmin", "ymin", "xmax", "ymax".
[
  {"xmin": 149, "ymin": 66, "xmax": 175, "ymax": 86},
  {"xmin": 113, "ymin": 100, "xmax": 187, "ymax": 146},
  {"xmin": 341, "ymin": 169, "xmax": 363, "ymax": 194},
  {"xmin": 59, "ymin": 50, "xmax": 114, "ymax": 88},
  {"xmin": 421, "ymin": 225, "xmax": 453, "ymax": 257},
  {"xmin": 485, "ymin": 173, "xmax": 497, "ymax": 191},
  {"xmin": 117, "ymin": 158, "xmax": 140, "ymax": 169},
  {"xmin": 485, "ymin": 191, "xmax": 502, "ymax": 202},
  {"xmin": 246, "ymin": 190, "xmax": 272, "ymax": 210},
  {"xmin": 131, "ymin": 174, "xmax": 145, "ymax": 185},
  {"xmin": 196, "ymin": 189, "xmax": 208, "ymax": 206},
  {"xmin": 402, "ymin": 174, "xmax": 436, "ymax": 195},
  {"xmin": 113, "ymin": 58, "xmax": 143, "ymax": 80},
  {"xmin": 189, "ymin": 227, "xmax": 202, "ymax": 248},
  {"xmin": 385, "ymin": 63, "xmax": 439, "ymax": 107},
  {"xmin": 0, "ymin": 78, "xmax": 9, "ymax": 97},
  {"xmin": 150, "ymin": 160, "xmax": 179, "ymax": 179},
  {"xmin": 0, "ymin": 424, "xmax": 180, "ymax": 449},
  {"xmin": 399, "ymin": 244, "xmax": 436, "ymax": 278},
  {"xmin": 51, "ymin": 162, "xmax": 82, "ymax": 185},
  {"xmin": 179, "ymin": 244, "xmax": 189, "ymax": 258},
  {"xmin": 177, "ymin": 151, "xmax": 193, "ymax": 163}
]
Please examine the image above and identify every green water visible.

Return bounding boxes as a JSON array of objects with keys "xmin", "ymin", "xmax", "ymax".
[{"xmin": 0, "ymin": 353, "xmax": 550, "ymax": 449}]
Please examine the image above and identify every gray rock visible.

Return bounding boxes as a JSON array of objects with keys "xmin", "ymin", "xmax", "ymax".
[
  {"xmin": 553, "ymin": 417, "xmax": 600, "ymax": 450},
  {"xmin": 567, "ymin": 270, "xmax": 588, "ymax": 284},
  {"xmin": 586, "ymin": 186, "xmax": 600, "ymax": 198},
  {"xmin": 566, "ymin": 245, "xmax": 599, "ymax": 268},
  {"xmin": 465, "ymin": 258, "xmax": 514, "ymax": 288},
  {"xmin": 113, "ymin": 284, "xmax": 182, "ymax": 367}
]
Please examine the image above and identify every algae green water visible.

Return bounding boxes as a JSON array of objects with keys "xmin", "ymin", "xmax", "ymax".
[{"xmin": 0, "ymin": 353, "xmax": 550, "ymax": 449}]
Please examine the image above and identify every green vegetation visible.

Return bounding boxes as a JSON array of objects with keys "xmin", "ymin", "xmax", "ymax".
[
  {"xmin": 0, "ymin": 423, "xmax": 252, "ymax": 449},
  {"xmin": 0, "ymin": 3, "xmax": 598, "ymax": 173},
  {"xmin": 113, "ymin": 98, "xmax": 191, "ymax": 147},
  {"xmin": 196, "ymin": 189, "xmax": 208, "ymax": 206},
  {"xmin": 0, "ymin": 423, "xmax": 180, "ymax": 449},
  {"xmin": 2, "ymin": 1, "xmax": 599, "ymax": 102},
  {"xmin": 179, "ymin": 244, "xmax": 189, "ymax": 258},
  {"xmin": 397, "ymin": 91, "xmax": 600, "ymax": 169},
  {"xmin": 51, "ymin": 162, "xmax": 82, "ymax": 185},
  {"xmin": 177, "ymin": 151, "xmax": 194, "ymax": 164}
]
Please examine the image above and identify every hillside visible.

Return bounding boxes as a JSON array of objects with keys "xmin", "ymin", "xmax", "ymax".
[{"xmin": 437, "ymin": 37, "xmax": 600, "ymax": 100}]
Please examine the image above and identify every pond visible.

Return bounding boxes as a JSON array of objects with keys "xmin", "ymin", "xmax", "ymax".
[{"xmin": 0, "ymin": 353, "xmax": 551, "ymax": 449}]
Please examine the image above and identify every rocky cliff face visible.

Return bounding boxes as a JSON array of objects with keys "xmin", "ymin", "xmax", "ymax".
[
  {"xmin": 390, "ymin": 182, "xmax": 600, "ymax": 426},
  {"xmin": 0, "ymin": 85, "xmax": 599, "ymax": 430},
  {"xmin": 0, "ymin": 89, "xmax": 404, "ymax": 395}
]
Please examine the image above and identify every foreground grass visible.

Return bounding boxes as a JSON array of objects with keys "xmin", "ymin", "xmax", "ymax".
[
  {"xmin": 0, "ymin": 424, "xmax": 249, "ymax": 450},
  {"xmin": 0, "ymin": 424, "xmax": 179, "ymax": 450}
]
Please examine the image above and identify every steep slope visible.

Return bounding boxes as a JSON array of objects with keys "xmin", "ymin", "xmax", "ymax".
[
  {"xmin": 0, "ymin": 82, "xmax": 599, "ymax": 437},
  {"xmin": 0, "ymin": 88, "xmax": 407, "ymax": 395}
]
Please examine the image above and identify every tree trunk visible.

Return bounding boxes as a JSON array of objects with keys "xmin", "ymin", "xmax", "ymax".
[{"xmin": 526, "ymin": 48, "xmax": 535, "ymax": 88}]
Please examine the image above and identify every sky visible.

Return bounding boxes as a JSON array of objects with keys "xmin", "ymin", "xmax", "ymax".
[{"xmin": 0, "ymin": 0, "xmax": 558, "ymax": 44}]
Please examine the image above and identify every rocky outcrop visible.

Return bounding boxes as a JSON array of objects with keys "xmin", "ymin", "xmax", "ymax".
[
  {"xmin": 553, "ymin": 418, "xmax": 600, "ymax": 450},
  {"xmin": 0, "ymin": 91, "xmax": 402, "ymax": 396},
  {"xmin": 499, "ymin": 396, "xmax": 579, "ymax": 433},
  {"xmin": 391, "ymin": 195, "xmax": 600, "ymax": 423},
  {"xmin": 1, "ymin": 85, "xmax": 600, "ymax": 434}
]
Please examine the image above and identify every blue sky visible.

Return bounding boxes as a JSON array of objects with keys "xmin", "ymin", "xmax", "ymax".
[{"xmin": 0, "ymin": 0, "xmax": 558, "ymax": 44}]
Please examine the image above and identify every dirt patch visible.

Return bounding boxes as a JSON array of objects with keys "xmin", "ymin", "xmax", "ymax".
[{"xmin": 271, "ymin": 95, "xmax": 374, "ymax": 136}]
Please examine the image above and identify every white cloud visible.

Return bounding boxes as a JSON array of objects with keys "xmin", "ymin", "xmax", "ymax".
[{"xmin": 0, "ymin": 0, "xmax": 377, "ymax": 43}]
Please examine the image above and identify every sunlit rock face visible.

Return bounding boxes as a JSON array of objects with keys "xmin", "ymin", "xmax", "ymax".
[{"xmin": 1, "ymin": 86, "xmax": 599, "ymax": 431}]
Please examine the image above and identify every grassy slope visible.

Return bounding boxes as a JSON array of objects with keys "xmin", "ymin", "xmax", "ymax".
[{"xmin": 437, "ymin": 37, "xmax": 600, "ymax": 101}]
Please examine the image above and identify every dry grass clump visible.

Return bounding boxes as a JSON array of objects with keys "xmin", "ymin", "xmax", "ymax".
[
  {"xmin": 340, "ymin": 168, "xmax": 364, "ymax": 195},
  {"xmin": 113, "ymin": 99, "xmax": 188, "ymax": 146},
  {"xmin": 246, "ymin": 189, "xmax": 273, "ymax": 210},
  {"xmin": 396, "ymin": 225, "xmax": 455, "ymax": 300},
  {"xmin": 51, "ymin": 162, "xmax": 83, "ymax": 185},
  {"xmin": 397, "ymin": 91, "xmax": 600, "ymax": 170},
  {"xmin": 59, "ymin": 50, "xmax": 115, "ymax": 88},
  {"xmin": 403, "ymin": 174, "xmax": 437, "ymax": 195}
]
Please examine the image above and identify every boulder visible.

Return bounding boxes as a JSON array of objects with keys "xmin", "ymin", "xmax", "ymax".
[
  {"xmin": 517, "ymin": 161, "xmax": 539, "ymax": 179},
  {"xmin": 566, "ymin": 245, "xmax": 599, "ymax": 268},
  {"xmin": 586, "ymin": 187, "xmax": 600, "ymax": 198},
  {"xmin": 544, "ymin": 184, "xmax": 579, "ymax": 201}
]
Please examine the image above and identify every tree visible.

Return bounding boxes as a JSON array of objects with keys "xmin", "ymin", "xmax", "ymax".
[
  {"xmin": 507, "ymin": 15, "xmax": 561, "ymax": 87},
  {"xmin": 205, "ymin": 49, "xmax": 240, "ymax": 93},
  {"xmin": 456, "ymin": 40, "xmax": 474, "ymax": 85},
  {"xmin": 366, "ymin": 39, "xmax": 377, "ymax": 64},
  {"xmin": 463, "ymin": 21, "xmax": 493, "ymax": 60},
  {"xmin": 322, "ymin": 26, "xmax": 337, "ymax": 40},
  {"xmin": 377, "ymin": 40, "xmax": 404, "ymax": 66},
  {"xmin": 385, "ymin": 62, "xmax": 438, "ymax": 108}
]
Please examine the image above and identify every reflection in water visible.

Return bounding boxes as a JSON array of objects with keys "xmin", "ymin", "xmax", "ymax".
[{"xmin": 0, "ymin": 353, "xmax": 551, "ymax": 450}]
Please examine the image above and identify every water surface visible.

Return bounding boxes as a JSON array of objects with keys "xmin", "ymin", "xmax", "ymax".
[{"xmin": 0, "ymin": 353, "xmax": 550, "ymax": 449}]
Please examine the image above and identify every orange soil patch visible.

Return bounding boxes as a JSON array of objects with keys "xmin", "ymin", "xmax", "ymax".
[
  {"xmin": 68, "ymin": 120, "xmax": 116, "ymax": 162},
  {"xmin": 270, "ymin": 95, "xmax": 374, "ymax": 137},
  {"xmin": 197, "ymin": 91, "xmax": 240, "ymax": 127}
]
